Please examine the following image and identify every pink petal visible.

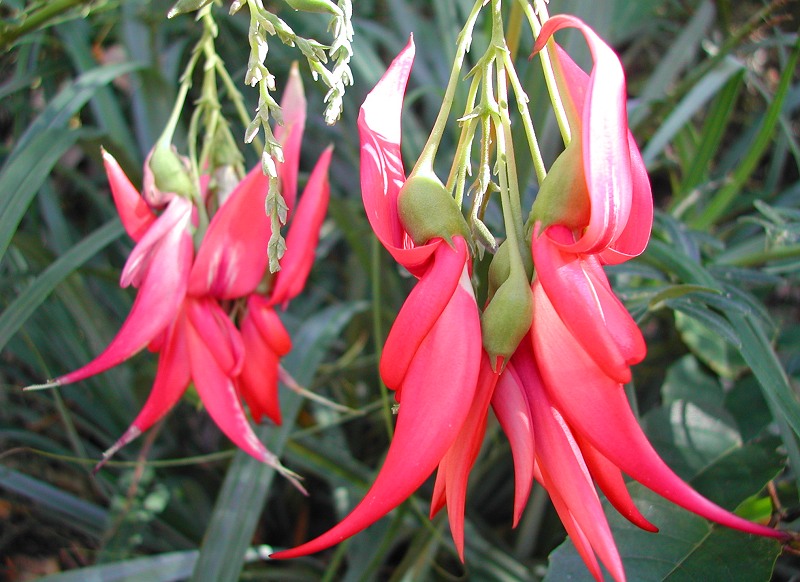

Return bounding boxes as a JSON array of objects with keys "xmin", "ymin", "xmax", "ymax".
[
  {"xmin": 491, "ymin": 361, "xmax": 535, "ymax": 527},
  {"xmin": 358, "ymin": 37, "xmax": 439, "ymax": 274},
  {"xmin": 271, "ymin": 267, "xmax": 482, "ymax": 559},
  {"xmin": 430, "ymin": 354, "xmax": 499, "ymax": 560},
  {"xmin": 532, "ymin": 226, "xmax": 643, "ymax": 383},
  {"xmin": 269, "ymin": 146, "xmax": 332, "ymax": 308},
  {"xmin": 274, "ymin": 63, "xmax": 307, "ymax": 213},
  {"xmin": 576, "ymin": 433, "xmax": 658, "ymax": 532},
  {"xmin": 237, "ymin": 298, "xmax": 289, "ymax": 425},
  {"xmin": 121, "ymin": 196, "xmax": 192, "ymax": 289},
  {"xmin": 186, "ymin": 306, "xmax": 273, "ymax": 463},
  {"xmin": 532, "ymin": 281, "xmax": 787, "ymax": 540},
  {"xmin": 599, "ymin": 135, "xmax": 654, "ymax": 264},
  {"xmin": 97, "ymin": 311, "xmax": 192, "ymax": 466},
  {"xmin": 533, "ymin": 16, "xmax": 637, "ymax": 256},
  {"xmin": 102, "ymin": 149, "xmax": 155, "ymax": 242},
  {"xmin": 185, "ymin": 297, "xmax": 245, "ymax": 377},
  {"xmin": 517, "ymin": 339, "xmax": 626, "ymax": 582},
  {"xmin": 380, "ymin": 236, "xmax": 468, "ymax": 390},
  {"xmin": 188, "ymin": 164, "xmax": 272, "ymax": 299},
  {"xmin": 57, "ymin": 202, "xmax": 192, "ymax": 386}
]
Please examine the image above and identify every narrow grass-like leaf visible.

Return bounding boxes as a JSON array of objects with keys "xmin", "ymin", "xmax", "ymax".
[
  {"xmin": 642, "ymin": 57, "xmax": 744, "ymax": 167},
  {"xmin": 0, "ymin": 220, "xmax": 123, "ymax": 353},
  {"xmin": 692, "ymin": 37, "xmax": 800, "ymax": 228},
  {"xmin": 0, "ymin": 465, "xmax": 108, "ymax": 536},
  {"xmin": 36, "ymin": 546, "xmax": 271, "ymax": 582},
  {"xmin": 629, "ymin": 0, "xmax": 716, "ymax": 130},
  {"xmin": 0, "ymin": 128, "xmax": 85, "ymax": 263},
  {"xmin": 190, "ymin": 301, "xmax": 367, "ymax": 582},
  {"xmin": 678, "ymin": 71, "xmax": 744, "ymax": 198}
]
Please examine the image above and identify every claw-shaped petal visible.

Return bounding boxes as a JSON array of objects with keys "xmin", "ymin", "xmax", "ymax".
[{"xmin": 102, "ymin": 149, "xmax": 155, "ymax": 242}]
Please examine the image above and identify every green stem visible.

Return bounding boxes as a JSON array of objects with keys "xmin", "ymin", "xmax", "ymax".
[
  {"xmin": 411, "ymin": 0, "xmax": 485, "ymax": 177},
  {"xmin": 0, "ymin": 0, "xmax": 93, "ymax": 50},
  {"xmin": 371, "ymin": 237, "xmax": 394, "ymax": 438},
  {"xmin": 519, "ymin": 0, "xmax": 571, "ymax": 145}
]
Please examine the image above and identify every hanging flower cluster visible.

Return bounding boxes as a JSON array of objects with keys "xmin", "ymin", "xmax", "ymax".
[
  {"xmin": 272, "ymin": 12, "xmax": 787, "ymax": 578},
  {"xmin": 32, "ymin": 69, "xmax": 330, "ymax": 490}
]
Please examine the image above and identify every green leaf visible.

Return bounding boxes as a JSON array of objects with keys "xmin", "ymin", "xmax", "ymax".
[
  {"xmin": 190, "ymin": 301, "xmax": 367, "ymax": 582},
  {"xmin": 0, "ymin": 220, "xmax": 124, "ymax": 353},
  {"xmin": 36, "ymin": 546, "xmax": 270, "ymax": 582},
  {"xmin": 0, "ymin": 465, "xmax": 108, "ymax": 537},
  {"xmin": 545, "ymin": 485, "xmax": 782, "ymax": 582}
]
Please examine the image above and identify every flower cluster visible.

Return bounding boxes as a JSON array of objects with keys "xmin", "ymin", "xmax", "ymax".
[
  {"xmin": 38, "ymin": 69, "xmax": 330, "ymax": 488},
  {"xmin": 272, "ymin": 15, "xmax": 786, "ymax": 578}
]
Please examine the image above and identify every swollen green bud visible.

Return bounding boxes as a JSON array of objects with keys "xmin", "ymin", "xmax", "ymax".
[
  {"xmin": 530, "ymin": 139, "xmax": 590, "ymax": 231},
  {"xmin": 398, "ymin": 174, "xmax": 469, "ymax": 246},
  {"xmin": 283, "ymin": 0, "xmax": 343, "ymax": 16},
  {"xmin": 148, "ymin": 144, "xmax": 195, "ymax": 199},
  {"xmin": 481, "ymin": 262, "xmax": 533, "ymax": 371},
  {"xmin": 488, "ymin": 240, "xmax": 533, "ymax": 301}
]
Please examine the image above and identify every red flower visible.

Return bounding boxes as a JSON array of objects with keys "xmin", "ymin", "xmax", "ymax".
[
  {"xmin": 37, "ymin": 70, "xmax": 329, "ymax": 487},
  {"xmin": 273, "ymin": 38, "xmax": 486, "ymax": 560}
]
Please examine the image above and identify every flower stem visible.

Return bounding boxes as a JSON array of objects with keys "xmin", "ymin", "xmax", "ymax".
[{"xmin": 411, "ymin": 0, "xmax": 486, "ymax": 178}]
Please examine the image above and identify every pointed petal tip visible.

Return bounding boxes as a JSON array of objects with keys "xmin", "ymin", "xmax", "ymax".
[
  {"xmin": 23, "ymin": 379, "xmax": 60, "ymax": 392},
  {"xmin": 92, "ymin": 426, "xmax": 143, "ymax": 474}
]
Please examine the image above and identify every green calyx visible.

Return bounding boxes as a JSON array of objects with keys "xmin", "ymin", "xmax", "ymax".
[
  {"xmin": 398, "ymin": 174, "xmax": 470, "ymax": 246},
  {"xmin": 487, "ymin": 238, "xmax": 533, "ymax": 301},
  {"xmin": 481, "ymin": 253, "xmax": 533, "ymax": 372},
  {"xmin": 529, "ymin": 139, "xmax": 590, "ymax": 232},
  {"xmin": 149, "ymin": 143, "xmax": 195, "ymax": 199}
]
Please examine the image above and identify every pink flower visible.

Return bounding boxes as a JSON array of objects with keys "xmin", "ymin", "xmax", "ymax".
[
  {"xmin": 272, "ymin": 38, "xmax": 486, "ymax": 560},
  {"xmin": 38, "ymin": 69, "xmax": 330, "ymax": 486}
]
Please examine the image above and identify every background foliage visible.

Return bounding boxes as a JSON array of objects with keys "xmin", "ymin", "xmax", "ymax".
[{"xmin": 0, "ymin": 0, "xmax": 798, "ymax": 580}]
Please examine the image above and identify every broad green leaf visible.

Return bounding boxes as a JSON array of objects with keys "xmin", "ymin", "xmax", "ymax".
[
  {"xmin": 545, "ymin": 485, "xmax": 782, "ymax": 582},
  {"xmin": 674, "ymin": 310, "xmax": 746, "ymax": 377}
]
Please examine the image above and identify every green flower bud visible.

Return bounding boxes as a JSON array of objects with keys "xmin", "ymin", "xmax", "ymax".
[
  {"xmin": 283, "ymin": 0, "xmax": 343, "ymax": 16},
  {"xmin": 481, "ymin": 260, "xmax": 533, "ymax": 371},
  {"xmin": 148, "ymin": 143, "xmax": 195, "ymax": 199},
  {"xmin": 530, "ymin": 139, "xmax": 590, "ymax": 231},
  {"xmin": 398, "ymin": 174, "xmax": 469, "ymax": 246},
  {"xmin": 487, "ymin": 239, "xmax": 533, "ymax": 301}
]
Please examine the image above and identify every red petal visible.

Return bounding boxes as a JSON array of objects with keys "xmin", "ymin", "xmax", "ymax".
[
  {"xmin": 102, "ymin": 149, "xmax": 155, "ymax": 242},
  {"xmin": 57, "ymin": 203, "xmax": 192, "ymax": 385},
  {"xmin": 431, "ymin": 354, "xmax": 499, "ymax": 560},
  {"xmin": 532, "ymin": 282, "xmax": 787, "ymax": 540},
  {"xmin": 188, "ymin": 164, "xmax": 272, "ymax": 299},
  {"xmin": 275, "ymin": 63, "xmax": 307, "ymax": 213},
  {"xmin": 533, "ymin": 17, "xmax": 643, "ymax": 257},
  {"xmin": 576, "ymin": 434, "xmax": 658, "ymax": 532},
  {"xmin": 381, "ymin": 236, "xmax": 467, "ymax": 390},
  {"xmin": 532, "ymin": 227, "xmax": 640, "ymax": 383},
  {"xmin": 185, "ymin": 297, "xmax": 245, "ymax": 377},
  {"xmin": 522, "ymin": 358, "xmax": 625, "ymax": 582},
  {"xmin": 186, "ymin": 309, "xmax": 272, "ymax": 463},
  {"xmin": 238, "ymin": 308, "xmax": 283, "ymax": 425},
  {"xmin": 491, "ymin": 361, "xmax": 535, "ymax": 527},
  {"xmin": 269, "ymin": 147, "xmax": 332, "ymax": 307},
  {"xmin": 358, "ymin": 37, "xmax": 439, "ymax": 274},
  {"xmin": 272, "ymin": 268, "xmax": 482, "ymax": 559},
  {"xmin": 247, "ymin": 295, "xmax": 292, "ymax": 356}
]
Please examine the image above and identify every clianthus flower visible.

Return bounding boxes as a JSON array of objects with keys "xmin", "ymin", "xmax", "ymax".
[
  {"xmin": 274, "ymin": 14, "xmax": 787, "ymax": 579},
  {"xmin": 30, "ymin": 68, "xmax": 330, "ymax": 489}
]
